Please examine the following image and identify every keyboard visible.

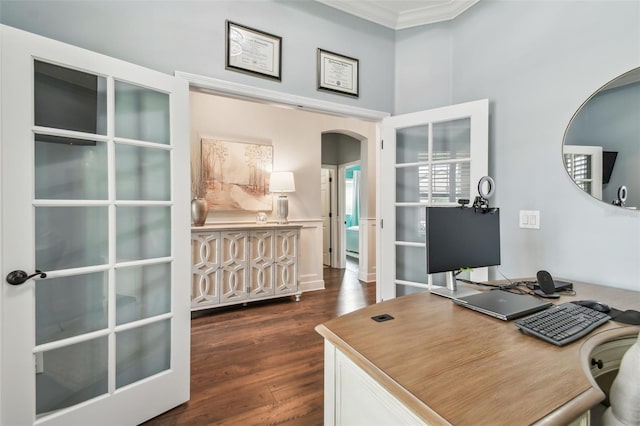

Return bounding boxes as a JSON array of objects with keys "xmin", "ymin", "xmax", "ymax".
[{"xmin": 514, "ymin": 302, "xmax": 611, "ymax": 346}]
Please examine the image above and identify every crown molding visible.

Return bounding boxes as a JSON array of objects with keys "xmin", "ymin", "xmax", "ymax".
[
  {"xmin": 318, "ymin": 0, "xmax": 398, "ymax": 29},
  {"xmin": 397, "ymin": 1, "xmax": 480, "ymax": 29},
  {"xmin": 316, "ymin": 0, "xmax": 480, "ymax": 30}
]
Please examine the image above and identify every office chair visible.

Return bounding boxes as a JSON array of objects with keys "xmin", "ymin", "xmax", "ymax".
[{"xmin": 602, "ymin": 332, "xmax": 640, "ymax": 426}]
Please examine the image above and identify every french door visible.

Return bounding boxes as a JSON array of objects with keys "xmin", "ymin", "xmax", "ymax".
[
  {"xmin": 1, "ymin": 25, "xmax": 190, "ymax": 425},
  {"xmin": 379, "ymin": 100, "xmax": 489, "ymax": 301}
]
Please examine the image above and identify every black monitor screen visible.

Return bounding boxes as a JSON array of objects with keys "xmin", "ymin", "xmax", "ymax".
[
  {"xmin": 603, "ymin": 151, "xmax": 618, "ymax": 184},
  {"xmin": 426, "ymin": 207, "xmax": 500, "ymax": 274}
]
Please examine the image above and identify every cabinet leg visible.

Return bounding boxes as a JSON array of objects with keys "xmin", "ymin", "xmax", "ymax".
[{"xmin": 295, "ymin": 293, "xmax": 301, "ymax": 302}]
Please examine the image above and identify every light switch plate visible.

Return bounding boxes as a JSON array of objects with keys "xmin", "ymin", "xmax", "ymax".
[{"xmin": 520, "ymin": 210, "xmax": 540, "ymax": 229}]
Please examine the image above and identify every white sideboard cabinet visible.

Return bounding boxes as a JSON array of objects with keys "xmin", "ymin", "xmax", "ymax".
[{"xmin": 191, "ymin": 224, "xmax": 301, "ymax": 311}]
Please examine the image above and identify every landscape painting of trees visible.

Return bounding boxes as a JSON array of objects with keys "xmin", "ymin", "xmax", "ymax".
[{"xmin": 201, "ymin": 138, "xmax": 273, "ymax": 211}]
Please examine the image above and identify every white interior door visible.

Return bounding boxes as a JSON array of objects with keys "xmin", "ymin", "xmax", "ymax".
[
  {"xmin": 379, "ymin": 100, "xmax": 489, "ymax": 302},
  {"xmin": 1, "ymin": 25, "xmax": 190, "ymax": 425},
  {"xmin": 321, "ymin": 167, "xmax": 332, "ymax": 266},
  {"xmin": 321, "ymin": 165, "xmax": 338, "ymax": 268}
]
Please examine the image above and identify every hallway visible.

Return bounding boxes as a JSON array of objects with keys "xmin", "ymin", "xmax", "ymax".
[{"xmin": 144, "ymin": 266, "xmax": 376, "ymax": 425}]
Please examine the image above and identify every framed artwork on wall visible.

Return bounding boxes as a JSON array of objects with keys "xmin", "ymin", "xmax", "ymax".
[
  {"xmin": 225, "ymin": 20, "xmax": 282, "ymax": 81},
  {"xmin": 317, "ymin": 48, "xmax": 359, "ymax": 97},
  {"xmin": 201, "ymin": 138, "xmax": 273, "ymax": 211}
]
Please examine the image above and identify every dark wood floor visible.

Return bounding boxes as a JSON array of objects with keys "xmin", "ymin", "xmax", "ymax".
[{"xmin": 144, "ymin": 258, "xmax": 375, "ymax": 425}]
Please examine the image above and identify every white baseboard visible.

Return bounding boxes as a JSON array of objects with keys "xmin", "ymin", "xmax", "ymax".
[
  {"xmin": 300, "ymin": 279, "xmax": 325, "ymax": 292},
  {"xmin": 359, "ymin": 271, "xmax": 376, "ymax": 283}
]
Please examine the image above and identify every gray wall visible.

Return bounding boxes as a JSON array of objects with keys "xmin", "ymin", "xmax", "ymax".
[
  {"xmin": 321, "ymin": 133, "xmax": 361, "ymax": 165},
  {"xmin": 3, "ymin": 0, "xmax": 638, "ymax": 290},
  {"xmin": 395, "ymin": 0, "xmax": 640, "ymax": 290},
  {"xmin": 0, "ymin": 0, "xmax": 395, "ymax": 113}
]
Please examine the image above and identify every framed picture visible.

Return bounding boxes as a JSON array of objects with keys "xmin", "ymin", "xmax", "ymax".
[
  {"xmin": 226, "ymin": 20, "xmax": 282, "ymax": 81},
  {"xmin": 201, "ymin": 138, "xmax": 273, "ymax": 212},
  {"xmin": 317, "ymin": 48, "xmax": 359, "ymax": 97}
]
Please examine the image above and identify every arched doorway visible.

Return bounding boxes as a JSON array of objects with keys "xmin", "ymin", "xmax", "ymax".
[{"xmin": 321, "ymin": 130, "xmax": 372, "ymax": 282}]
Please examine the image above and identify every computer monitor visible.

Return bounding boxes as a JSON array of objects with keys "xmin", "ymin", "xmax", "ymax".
[
  {"xmin": 602, "ymin": 151, "xmax": 618, "ymax": 185},
  {"xmin": 426, "ymin": 206, "xmax": 501, "ymax": 298}
]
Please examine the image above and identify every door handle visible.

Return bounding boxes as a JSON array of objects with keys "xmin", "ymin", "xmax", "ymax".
[{"xmin": 6, "ymin": 270, "xmax": 47, "ymax": 285}]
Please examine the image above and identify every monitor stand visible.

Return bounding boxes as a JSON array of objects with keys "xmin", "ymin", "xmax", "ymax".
[{"xmin": 429, "ymin": 271, "xmax": 480, "ymax": 300}]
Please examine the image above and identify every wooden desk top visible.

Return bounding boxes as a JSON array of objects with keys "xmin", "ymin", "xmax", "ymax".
[{"xmin": 316, "ymin": 281, "xmax": 639, "ymax": 425}]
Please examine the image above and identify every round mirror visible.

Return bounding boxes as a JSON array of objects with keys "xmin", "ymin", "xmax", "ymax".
[{"xmin": 563, "ymin": 67, "xmax": 639, "ymax": 210}]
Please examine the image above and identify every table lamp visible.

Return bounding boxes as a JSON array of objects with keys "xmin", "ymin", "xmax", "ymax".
[{"xmin": 269, "ymin": 171, "xmax": 295, "ymax": 224}]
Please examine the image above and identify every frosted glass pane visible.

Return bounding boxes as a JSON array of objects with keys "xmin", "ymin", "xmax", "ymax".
[
  {"xmin": 431, "ymin": 162, "xmax": 470, "ymax": 204},
  {"xmin": 115, "ymin": 81, "xmax": 169, "ymax": 144},
  {"xmin": 430, "ymin": 270, "xmax": 470, "ymax": 287},
  {"xmin": 433, "ymin": 118, "xmax": 471, "ymax": 159},
  {"xmin": 36, "ymin": 337, "xmax": 107, "ymax": 416},
  {"xmin": 395, "ymin": 245, "xmax": 426, "ymax": 284},
  {"xmin": 116, "ymin": 206, "xmax": 170, "ymax": 262},
  {"xmin": 36, "ymin": 272, "xmax": 107, "ymax": 345},
  {"xmin": 116, "ymin": 144, "xmax": 170, "ymax": 201},
  {"xmin": 396, "ymin": 166, "xmax": 428, "ymax": 203},
  {"xmin": 116, "ymin": 263, "xmax": 171, "ymax": 325},
  {"xmin": 34, "ymin": 60, "xmax": 107, "ymax": 135},
  {"xmin": 35, "ymin": 134, "xmax": 107, "ymax": 200},
  {"xmin": 396, "ymin": 285, "xmax": 425, "ymax": 297},
  {"xmin": 395, "ymin": 206, "xmax": 425, "ymax": 244},
  {"xmin": 396, "ymin": 125, "xmax": 428, "ymax": 164},
  {"xmin": 116, "ymin": 320, "xmax": 170, "ymax": 388},
  {"xmin": 36, "ymin": 207, "xmax": 108, "ymax": 271}
]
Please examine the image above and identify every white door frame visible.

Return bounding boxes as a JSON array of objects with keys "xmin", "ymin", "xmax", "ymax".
[
  {"xmin": 175, "ymin": 72, "xmax": 389, "ymax": 283},
  {"xmin": 176, "ymin": 72, "xmax": 388, "ymax": 123}
]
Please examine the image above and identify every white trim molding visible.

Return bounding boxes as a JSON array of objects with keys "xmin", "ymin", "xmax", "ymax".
[
  {"xmin": 358, "ymin": 217, "xmax": 376, "ymax": 283},
  {"xmin": 175, "ymin": 71, "xmax": 389, "ymax": 122},
  {"xmin": 177, "ymin": 71, "xmax": 384, "ymax": 294},
  {"xmin": 297, "ymin": 221, "xmax": 326, "ymax": 292}
]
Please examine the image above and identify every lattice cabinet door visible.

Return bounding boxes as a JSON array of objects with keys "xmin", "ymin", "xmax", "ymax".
[
  {"xmin": 190, "ymin": 225, "xmax": 300, "ymax": 309},
  {"xmin": 249, "ymin": 230, "xmax": 275, "ymax": 298},
  {"xmin": 191, "ymin": 232, "xmax": 221, "ymax": 309},
  {"xmin": 274, "ymin": 228, "xmax": 299, "ymax": 296},
  {"xmin": 220, "ymin": 231, "xmax": 249, "ymax": 304}
]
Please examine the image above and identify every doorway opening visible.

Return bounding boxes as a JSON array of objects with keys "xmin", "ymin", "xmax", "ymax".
[
  {"xmin": 321, "ymin": 133, "xmax": 362, "ymax": 274},
  {"xmin": 179, "ymin": 72, "xmax": 383, "ymax": 287},
  {"xmin": 343, "ymin": 162, "xmax": 361, "ymax": 264}
]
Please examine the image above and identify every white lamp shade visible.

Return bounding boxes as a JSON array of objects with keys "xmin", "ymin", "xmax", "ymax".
[{"xmin": 269, "ymin": 171, "xmax": 295, "ymax": 193}]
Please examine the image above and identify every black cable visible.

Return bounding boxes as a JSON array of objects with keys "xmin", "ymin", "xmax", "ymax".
[
  {"xmin": 456, "ymin": 278, "xmax": 501, "ymax": 288},
  {"xmin": 455, "ymin": 269, "xmax": 576, "ymax": 297}
]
